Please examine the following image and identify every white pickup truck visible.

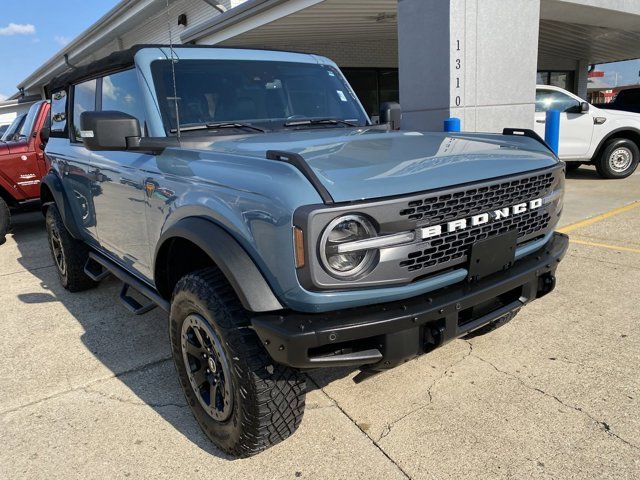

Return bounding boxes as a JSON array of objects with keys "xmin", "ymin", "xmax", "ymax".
[{"xmin": 534, "ymin": 85, "xmax": 640, "ymax": 178}]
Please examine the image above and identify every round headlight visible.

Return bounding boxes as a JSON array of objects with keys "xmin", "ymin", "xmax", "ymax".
[{"xmin": 319, "ymin": 215, "xmax": 377, "ymax": 278}]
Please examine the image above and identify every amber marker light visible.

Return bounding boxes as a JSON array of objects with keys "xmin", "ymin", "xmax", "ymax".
[{"xmin": 293, "ymin": 227, "xmax": 305, "ymax": 268}]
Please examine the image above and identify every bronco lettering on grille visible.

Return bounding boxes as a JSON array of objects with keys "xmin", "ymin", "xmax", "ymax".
[{"xmin": 418, "ymin": 198, "xmax": 543, "ymax": 240}]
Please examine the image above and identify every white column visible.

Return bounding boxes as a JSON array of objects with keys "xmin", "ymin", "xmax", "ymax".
[
  {"xmin": 398, "ymin": 0, "xmax": 541, "ymax": 133},
  {"xmin": 575, "ymin": 59, "xmax": 589, "ymax": 99}
]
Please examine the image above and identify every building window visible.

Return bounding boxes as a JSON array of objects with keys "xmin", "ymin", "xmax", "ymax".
[
  {"xmin": 537, "ymin": 71, "xmax": 575, "ymax": 93},
  {"xmin": 342, "ymin": 68, "xmax": 399, "ymax": 118}
]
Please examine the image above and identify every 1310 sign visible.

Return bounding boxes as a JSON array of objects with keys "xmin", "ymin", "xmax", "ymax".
[{"xmin": 454, "ymin": 39, "xmax": 462, "ymax": 107}]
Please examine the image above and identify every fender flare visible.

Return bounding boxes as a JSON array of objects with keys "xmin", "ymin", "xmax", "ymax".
[
  {"xmin": 591, "ymin": 126, "xmax": 640, "ymax": 161},
  {"xmin": 154, "ymin": 217, "xmax": 283, "ymax": 313},
  {"xmin": 40, "ymin": 172, "xmax": 82, "ymax": 239}
]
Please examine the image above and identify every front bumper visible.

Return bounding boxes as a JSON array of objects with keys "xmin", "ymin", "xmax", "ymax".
[{"xmin": 252, "ymin": 232, "xmax": 568, "ymax": 370}]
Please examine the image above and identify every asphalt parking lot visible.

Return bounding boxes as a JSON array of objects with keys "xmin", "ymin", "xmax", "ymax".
[{"xmin": 1, "ymin": 165, "xmax": 639, "ymax": 480}]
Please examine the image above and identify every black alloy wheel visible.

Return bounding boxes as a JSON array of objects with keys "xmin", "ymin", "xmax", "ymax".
[{"xmin": 181, "ymin": 313, "xmax": 233, "ymax": 422}]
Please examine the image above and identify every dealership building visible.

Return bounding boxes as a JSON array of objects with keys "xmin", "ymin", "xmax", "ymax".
[{"xmin": 2, "ymin": 0, "xmax": 640, "ymax": 132}]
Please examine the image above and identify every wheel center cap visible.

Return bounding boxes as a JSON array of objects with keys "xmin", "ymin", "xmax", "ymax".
[{"xmin": 207, "ymin": 356, "xmax": 217, "ymax": 373}]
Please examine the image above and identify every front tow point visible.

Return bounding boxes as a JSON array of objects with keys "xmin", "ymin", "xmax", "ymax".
[{"xmin": 537, "ymin": 273, "xmax": 556, "ymax": 298}]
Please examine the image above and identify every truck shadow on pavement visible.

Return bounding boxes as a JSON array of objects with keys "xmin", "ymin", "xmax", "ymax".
[
  {"xmin": 9, "ymin": 213, "xmax": 230, "ymax": 459},
  {"xmin": 9, "ymin": 211, "xmax": 353, "ymax": 459},
  {"xmin": 564, "ymin": 165, "xmax": 605, "ymax": 180}
]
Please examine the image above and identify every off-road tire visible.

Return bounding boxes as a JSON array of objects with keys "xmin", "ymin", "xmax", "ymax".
[
  {"xmin": 565, "ymin": 162, "xmax": 582, "ymax": 172},
  {"xmin": 464, "ymin": 310, "xmax": 520, "ymax": 339},
  {"xmin": 0, "ymin": 197, "xmax": 9, "ymax": 245},
  {"xmin": 170, "ymin": 268, "xmax": 306, "ymax": 458},
  {"xmin": 45, "ymin": 205, "xmax": 97, "ymax": 292},
  {"xmin": 595, "ymin": 138, "xmax": 639, "ymax": 179}
]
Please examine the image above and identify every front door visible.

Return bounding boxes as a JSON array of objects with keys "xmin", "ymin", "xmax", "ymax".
[
  {"xmin": 90, "ymin": 151, "xmax": 153, "ymax": 278},
  {"xmin": 89, "ymin": 69, "xmax": 153, "ymax": 279},
  {"xmin": 534, "ymin": 88, "xmax": 594, "ymax": 159},
  {"xmin": 1, "ymin": 102, "xmax": 44, "ymax": 200}
]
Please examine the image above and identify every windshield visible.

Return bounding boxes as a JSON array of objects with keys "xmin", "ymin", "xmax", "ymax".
[
  {"xmin": 151, "ymin": 59, "xmax": 369, "ymax": 134},
  {"xmin": 1, "ymin": 113, "xmax": 27, "ymax": 142},
  {"xmin": 15, "ymin": 102, "xmax": 42, "ymax": 141}
]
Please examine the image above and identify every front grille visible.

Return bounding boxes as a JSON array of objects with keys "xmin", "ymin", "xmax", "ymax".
[
  {"xmin": 399, "ymin": 171, "xmax": 554, "ymax": 223},
  {"xmin": 400, "ymin": 210, "xmax": 551, "ymax": 272}
]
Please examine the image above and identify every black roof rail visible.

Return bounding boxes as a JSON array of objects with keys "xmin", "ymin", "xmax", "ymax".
[
  {"xmin": 502, "ymin": 128, "xmax": 555, "ymax": 155},
  {"xmin": 266, "ymin": 150, "xmax": 334, "ymax": 205}
]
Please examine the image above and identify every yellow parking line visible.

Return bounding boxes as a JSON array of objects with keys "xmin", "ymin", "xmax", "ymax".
[
  {"xmin": 570, "ymin": 239, "xmax": 640, "ymax": 254},
  {"xmin": 558, "ymin": 201, "xmax": 640, "ymax": 234}
]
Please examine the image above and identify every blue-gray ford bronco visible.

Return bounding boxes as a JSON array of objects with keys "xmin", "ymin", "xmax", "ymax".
[{"xmin": 41, "ymin": 45, "xmax": 568, "ymax": 457}]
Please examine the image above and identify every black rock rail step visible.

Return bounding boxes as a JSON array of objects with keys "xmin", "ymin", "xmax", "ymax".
[{"xmin": 85, "ymin": 251, "xmax": 170, "ymax": 314}]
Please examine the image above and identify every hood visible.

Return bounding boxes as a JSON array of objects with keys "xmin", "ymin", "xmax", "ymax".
[
  {"xmin": 596, "ymin": 107, "xmax": 640, "ymax": 119},
  {"xmin": 0, "ymin": 140, "xmax": 27, "ymax": 156},
  {"xmin": 188, "ymin": 128, "xmax": 559, "ymax": 203}
]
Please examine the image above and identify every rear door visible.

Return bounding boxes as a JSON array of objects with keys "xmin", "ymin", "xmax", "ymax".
[
  {"xmin": 49, "ymin": 80, "xmax": 100, "ymax": 240},
  {"xmin": 534, "ymin": 88, "xmax": 594, "ymax": 159}
]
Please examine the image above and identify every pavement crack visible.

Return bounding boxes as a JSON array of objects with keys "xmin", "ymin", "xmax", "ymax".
[
  {"xmin": 378, "ymin": 340, "xmax": 474, "ymax": 442},
  {"xmin": 307, "ymin": 374, "xmax": 412, "ymax": 480},
  {"xmin": 82, "ymin": 386, "xmax": 188, "ymax": 409},
  {"xmin": 472, "ymin": 353, "xmax": 640, "ymax": 452},
  {"xmin": 305, "ymin": 403, "xmax": 337, "ymax": 411},
  {"xmin": 426, "ymin": 340, "xmax": 474, "ymax": 405},
  {"xmin": 0, "ymin": 356, "xmax": 173, "ymax": 417},
  {"xmin": 0, "ymin": 263, "xmax": 55, "ymax": 278}
]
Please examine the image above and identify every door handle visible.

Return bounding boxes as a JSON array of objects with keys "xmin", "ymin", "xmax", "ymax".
[{"xmin": 536, "ymin": 119, "xmax": 546, "ymax": 124}]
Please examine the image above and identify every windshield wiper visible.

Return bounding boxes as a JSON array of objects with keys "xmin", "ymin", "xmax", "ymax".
[
  {"xmin": 169, "ymin": 122, "xmax": 266, "ymax": 134},
  {"xmin": 283, "ymin": 118, "xmax": 359, "ymax": 128}
]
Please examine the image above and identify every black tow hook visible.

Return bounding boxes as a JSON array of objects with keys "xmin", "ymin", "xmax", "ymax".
[{"xmin": 537, "ymin": 273, "xmax": 556, "ymax": 298}]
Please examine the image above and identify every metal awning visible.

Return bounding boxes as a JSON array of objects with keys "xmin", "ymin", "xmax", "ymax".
[
  {"xmin": 182, "ymin": 0, "xmax": 397, "ymax": 46},
  {"xmin": 186, "ymin": 0, "xmax": 640, "ymax": 65},
  {"xmin": 539, "ymin": 19, "xmax": 640, "ymax": 64},
  {"xmin": 539, "ymin": 0, "xmax": 640, "ymax": 63}
]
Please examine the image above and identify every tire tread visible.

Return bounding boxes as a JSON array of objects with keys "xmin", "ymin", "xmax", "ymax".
[
  {"xmin": 171, "ymin": 267, "xmax": 305, "ymax": 458},
  {"xmin": 0, "ymin": 197, "xmax": 9, "ymax": 245},
  {"xmin": 596, "ymin": 138, "xmax": 639, "ymax": 179},
  {"xmin": 45, "ymin": 205, "xmax": 96, "ymax": 292}
]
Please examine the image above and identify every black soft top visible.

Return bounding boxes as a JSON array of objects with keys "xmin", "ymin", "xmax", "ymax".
[
  {"xmin": 46, "ymin": 43, "xmax": 312, "ymax": 94},
  {"xmin": 47, "ymin": 44, "xmax": 163, "ymax": 93}
]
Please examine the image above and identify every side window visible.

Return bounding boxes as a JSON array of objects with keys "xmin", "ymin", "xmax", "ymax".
[
  {"xmin": 535, "ymin": 89, "xmax": 580, "ymax": 113},
  {"xmin": 72, "ymin": 79, "xmax": 97, "ymax": 141},
  {"xmin": 101, "ymin": 69, "xmax": 146, "ymax": 136},
  {"xmin": 50, "ymin": 90, "xmax": 68, "ymax": 136}
]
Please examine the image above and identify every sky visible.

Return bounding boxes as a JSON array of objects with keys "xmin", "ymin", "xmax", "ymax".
[
  {"xmin": 596, "ymin": 59, "xmax": 640, "ymax": 88},
  {"xmin": 0, "ymin": 1, "xmax": 119, "ymax": 100},
  {"xmin": 0, "ymin": 1, "xmax": 639, "ymax": 99}
]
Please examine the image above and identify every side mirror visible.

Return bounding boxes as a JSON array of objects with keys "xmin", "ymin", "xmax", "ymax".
[
  {"xmin": 80, "ymin": 111, "xmax": 141, "ymax": 151},
  {"xmin": 580, "ymin": 101, "xmax": 589, "ymax": 113},
  {"xmin": 380, "ymin": 102, "xmax": 402, "ymax": 130},
  {"xmin": 40, "ymin": 127, "xmax": 50, "ymax": 144}
]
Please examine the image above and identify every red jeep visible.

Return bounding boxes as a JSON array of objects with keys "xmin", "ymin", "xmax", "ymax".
[{"xmin": 0, "ymin": 100, "xmax": 50, "ymax": 245}]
